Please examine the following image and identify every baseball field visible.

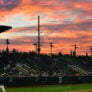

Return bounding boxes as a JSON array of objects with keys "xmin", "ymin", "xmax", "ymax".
[{"xmin": 6, "ymin": 83, "xmax": 92, "ymax": 92}]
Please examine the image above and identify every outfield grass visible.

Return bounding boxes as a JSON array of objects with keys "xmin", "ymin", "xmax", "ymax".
[{"xmin": 6, "ymin": 84, "xmax": 92, "ymax": 92}]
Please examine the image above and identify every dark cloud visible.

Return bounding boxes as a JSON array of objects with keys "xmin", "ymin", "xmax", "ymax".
[
  {"xmin": 0, "ymin": 0, "xmax": 21, "ymax": 10},
  {"xmin": 73, "ymin": 0, "xmax": 92, "ymax": 2},
  {"xmin": 41, "ymin": 19, "xmax": 92, "ymax": 33},
  {"xmin": 0, "ymin": 0, "xmax": 91, "ymax": 54},
  {"xmin": 0, "ymin": 36, "xmax": 36, "ymax": 45}
]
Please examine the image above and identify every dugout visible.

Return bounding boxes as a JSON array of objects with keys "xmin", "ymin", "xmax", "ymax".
[{"xmin": 4, "ymin": 76, "xmax": 92, "ymax": 87}]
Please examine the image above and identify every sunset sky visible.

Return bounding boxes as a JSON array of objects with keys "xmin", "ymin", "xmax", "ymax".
[{"xmin": 0, "ymin": 0, "xmax": 92, "ymax": 55}]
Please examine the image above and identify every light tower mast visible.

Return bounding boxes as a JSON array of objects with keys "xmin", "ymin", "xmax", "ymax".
[
  {"xmin": 37, "ymin": 16, "xmax": 41, "ymax": 56},
  {"xmin": 73, "ymin": 44, "xmax": 78, "ymax": 56},
  {"xmin": 50, "ymin": 42, "xmax": 53, "ymax": 56},
  {"xmin": 6, "ymin": 39, "xmax": 10, "ymax": 53}
]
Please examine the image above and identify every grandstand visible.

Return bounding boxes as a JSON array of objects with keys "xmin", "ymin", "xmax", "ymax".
[
  {"xmin": 0, "ymin": 50, "xmax": 92, "ymax": 78},
  {"xmin": 0, "ymin": 46, "xmax": 92, "ymax": 88}
]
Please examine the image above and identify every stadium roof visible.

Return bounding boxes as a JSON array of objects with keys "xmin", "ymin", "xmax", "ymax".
[{"xmin": 0, "ymin": 25, "xmax": 12, "ymax": 33}]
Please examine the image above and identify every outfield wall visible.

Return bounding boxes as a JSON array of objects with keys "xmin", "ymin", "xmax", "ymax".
[{"xmin": 4, "ymin": 76, "xmax": 92, "ymax": 87}]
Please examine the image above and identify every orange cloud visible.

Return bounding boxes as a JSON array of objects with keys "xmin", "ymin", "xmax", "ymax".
[
  {"xmin": 0, "ymin": 0, "xmax": 92, "ymax": 55},
  {"xmin": 75, "ymin": 2, "xmax": 92, "ymax": 11}
]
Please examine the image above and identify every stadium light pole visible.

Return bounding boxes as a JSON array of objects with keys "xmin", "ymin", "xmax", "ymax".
[
  {"xmin": 50, "ymin": 42, "xmax": 53, "ymax": 57},
  {"xmin": 37, "ymin": 16, "xmax": 41, "ymax": 56},
  {"xmin": 0, "ymin": 25, "xmax": 12, "ymax": 51},
  {"xmin": 6, "ymin": 39, "xmax": 10, "ymax": 53},
  {"xmin": 72, "ymin": 44, "xmax": 78, "ymax": 56}
]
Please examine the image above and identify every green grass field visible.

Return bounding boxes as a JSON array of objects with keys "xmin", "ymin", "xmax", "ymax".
[{"xmin": 6, "ymin": 84, "xmax": 92, "ymax": 92}]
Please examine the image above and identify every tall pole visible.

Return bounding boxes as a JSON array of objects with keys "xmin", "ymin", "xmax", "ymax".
[
  {"xmin": 37, "ymin": 16, "xmax": 41, "ymax": 56},
  {"xmin": 6, "ymin": 39, "xmax": 10, "ymax": 53},
  {"xmin": 72, "ymin": 44, "xmax": 77, "ymax": 56},
  {"xmin": 50, "ymin": 42, "xmax": 53, "ymax": 56},
  {"xmin": 74, "ymin": 44, "xmax": 77, "ymax": 56}
]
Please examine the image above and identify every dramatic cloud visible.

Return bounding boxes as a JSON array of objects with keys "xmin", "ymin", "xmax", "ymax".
[
  {"xmin": 0, "ymin": 0, "xmax": 92, "ymax": 55},
  {"xmin": 0, "ymin": 0, "xmax": 21, "ymax": 10}
]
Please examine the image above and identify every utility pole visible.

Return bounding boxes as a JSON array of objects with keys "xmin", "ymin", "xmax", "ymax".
[
  {"xmin": 6, "ymin": 39, "xmax": 10, "ymax": 53},
  {"xmin": 73, "ymin": 44, "xmax": 78, "ymax": 56},
  {"xmin": 37, "ymin": 16, "xmax": 41, "ymax": 56},
  {"xmin": 50, "ymin": 42, "xmax": 53, "ymax": 56}
]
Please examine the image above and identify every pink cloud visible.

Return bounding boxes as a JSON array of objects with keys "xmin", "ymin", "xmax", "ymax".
[{"xmin": 0, "ymin": 0, "xmax": 92, "ymax": 55}]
